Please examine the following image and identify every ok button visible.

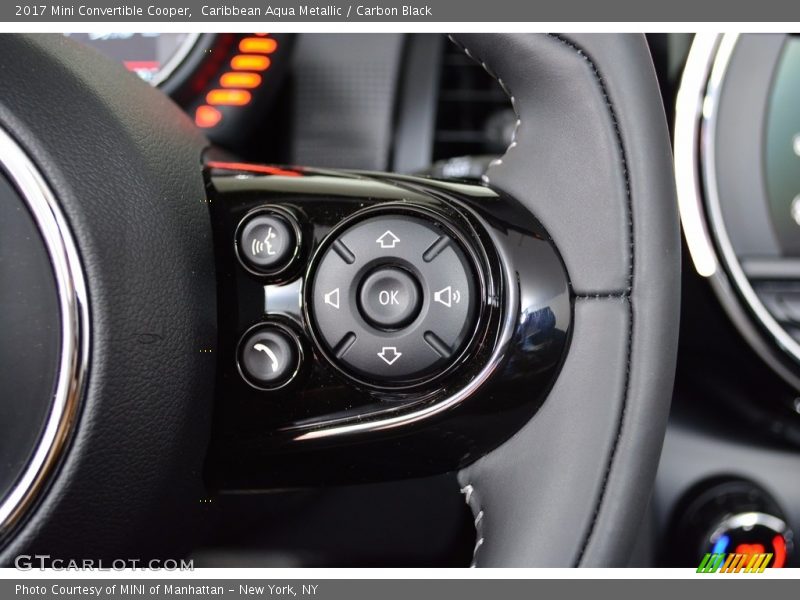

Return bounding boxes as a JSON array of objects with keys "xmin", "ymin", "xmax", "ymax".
[{"xmin": 358, "ymin": 266, "xmax": 422, "ymax": 330}]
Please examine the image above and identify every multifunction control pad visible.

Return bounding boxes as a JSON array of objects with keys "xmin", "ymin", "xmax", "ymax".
[{"xmin": 309, "ymin": 214, "xmax": 479, "ymax": 385}]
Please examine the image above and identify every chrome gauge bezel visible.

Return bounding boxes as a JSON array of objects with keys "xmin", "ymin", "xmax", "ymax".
[{"xmin": 675, "ymin": 33, "xmax": 800, "ymax": 391}]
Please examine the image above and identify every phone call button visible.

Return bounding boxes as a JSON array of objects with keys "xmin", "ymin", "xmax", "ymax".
[{"xmin": 238, "ymin": 325, "xmax": 301, "ymax": 389}]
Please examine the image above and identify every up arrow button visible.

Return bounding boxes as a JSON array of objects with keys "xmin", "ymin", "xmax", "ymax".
[{"xmin": 376, "ymin": 230, "xmax": 400, "ymax": 249}]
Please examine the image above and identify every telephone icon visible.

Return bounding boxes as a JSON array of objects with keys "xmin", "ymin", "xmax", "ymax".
[{"xmin": 253, "ymin": 343, "xmax": 280, "ymax": 372}]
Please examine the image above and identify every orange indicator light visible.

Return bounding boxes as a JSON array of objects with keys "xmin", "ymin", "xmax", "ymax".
[
  {"xmin": 231, "ymin": 54, "xmax": 271, "ymax": 71},
  {"xmin": 194, "ymin": 105, "xmax": 222, "ymax": 128},
  {"xmin": 239, "ymin": 37, "xmax": 278, "ymax": 54},
  {"xmin": 220, "ymin": 72, "xmax": 262, "ymax": 89},
  {"xmin": 206, "ymin": 89, "xmax": 252, "ymax": 106}
]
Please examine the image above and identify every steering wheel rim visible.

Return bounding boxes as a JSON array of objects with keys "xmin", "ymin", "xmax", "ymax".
[
  {"xmin": 450, "ymin": 33, "xmax": 679, "ymax": 566},
  {"xmin": 0, "ymin": 33, "xmax": 679, "ymax": 567},
  {"xmin": 0, "ymin": 33, "xmax": 214, "ymax": 561}
]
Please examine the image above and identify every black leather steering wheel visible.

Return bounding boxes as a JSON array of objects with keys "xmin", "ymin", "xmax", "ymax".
[{"xmin": 0, "ymin": 33, "xmax": 679, "ymax": 567}]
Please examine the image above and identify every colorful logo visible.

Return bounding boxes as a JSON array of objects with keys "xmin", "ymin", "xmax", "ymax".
[
  {"xmin": 697, "ymin": 551, "xmax": 773, "ymax": 573},
  {"xmin": 697, "ymin": 532, "xmax": 788, "ymax": 572}
]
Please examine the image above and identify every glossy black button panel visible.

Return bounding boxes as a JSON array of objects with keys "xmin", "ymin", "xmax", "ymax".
[
  {"xmin": 309, "ymin": 214, "xmax": 478, "ymax": 385},
  {"xmin": 238, "ymin": 324, "xmax": 301, "ymax": 389},
  {"xmin": 236, "ymin": 211, "xmax": 298, "ymax": 274},
  {"xmin": 208, "ymin": 167, "xmax": 572, "ymax": 487}
]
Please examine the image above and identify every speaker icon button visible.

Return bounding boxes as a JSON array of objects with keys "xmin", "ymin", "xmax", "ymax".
[
  {"xmin": 433, "ymin": 285, "xmax": 461, "ymax": 308},
  {"xmin": 323, "ymin": 287, "xmax": 340, "ymax": 309}
]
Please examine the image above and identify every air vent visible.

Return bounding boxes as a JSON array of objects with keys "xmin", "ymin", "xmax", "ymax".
[{"xmin": 432, "ymin": 42, "xmax": 515, "ymax": 162}]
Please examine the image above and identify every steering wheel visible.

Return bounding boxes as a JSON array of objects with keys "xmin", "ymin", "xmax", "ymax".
[{"xmin": 0, "ymin": 33, "xmax": 679, "ymax": 567}]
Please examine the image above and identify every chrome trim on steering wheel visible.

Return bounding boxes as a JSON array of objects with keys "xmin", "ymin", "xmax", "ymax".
[{"xmin": 0, "ymin": 126, "xmax": 89, "ymax": 538}]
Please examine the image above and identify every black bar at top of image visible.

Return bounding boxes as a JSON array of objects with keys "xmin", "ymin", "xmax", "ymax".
[{"xmin": 2, "ymin": 0, "xmax": 800, "ymax": 22}]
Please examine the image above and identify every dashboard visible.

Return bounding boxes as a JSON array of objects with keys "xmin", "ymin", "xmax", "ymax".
[{"xmin": 64, "ymin": 32, "xmax": 800, "ymax": 568}]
